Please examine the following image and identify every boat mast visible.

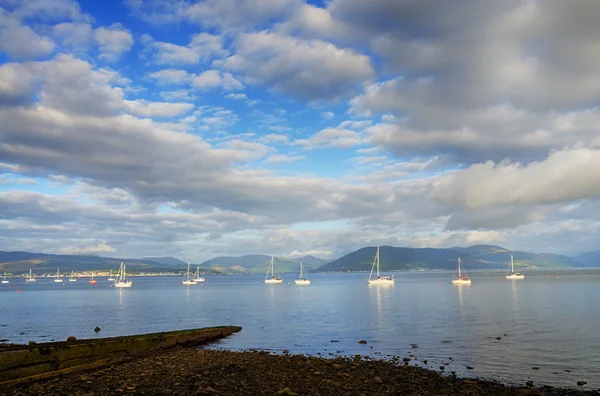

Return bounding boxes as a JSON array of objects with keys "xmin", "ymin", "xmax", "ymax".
[
  {"xmin": 376, "ymin": 246, "xmax": 380, "ymax": 278},
  {"xmin": 511, "ymin": 255, "xmax": 514, "ymax": 274},
  {"xmin": 458, "ymin": 258, "xmax": 461, "ymax": 278}
]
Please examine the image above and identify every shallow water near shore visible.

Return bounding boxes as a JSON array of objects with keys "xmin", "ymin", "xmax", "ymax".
[{"xmin": 1, "ymin": 268, "xmax": 599, "ymax": 389}]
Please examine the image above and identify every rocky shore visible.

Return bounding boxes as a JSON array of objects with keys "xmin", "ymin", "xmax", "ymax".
[{"xmin": 6, "ymin": 346, "xmax": 598, "ymax": 395}]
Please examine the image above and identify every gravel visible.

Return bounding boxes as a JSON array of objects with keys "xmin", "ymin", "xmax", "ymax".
[{"xmin": 9, "ymin": 347, "xmax": 598, "ymax": 395}]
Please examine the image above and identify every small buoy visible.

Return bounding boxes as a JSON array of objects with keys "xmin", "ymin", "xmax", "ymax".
[
  {"xmin": 17, "ymin": 289, "xmax": 20, "ymax": 292},
  {"xmin": 556, "ymin": 276, "xmax": 559, "ymax": 279}
]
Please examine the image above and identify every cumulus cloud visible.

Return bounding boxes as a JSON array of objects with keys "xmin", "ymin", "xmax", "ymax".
[
  {"xmin": 142, "ymin": 32, "xmax": 228, "ymax": 65},
  {"xmin": 192, "ymin": 70, "xmax": 243, "ymax": 91},
  {"xmin": 432, "ymin": 149, "xmax": 600, "ymax": 210},
  {"xmin": 295, "ymin": 128, "xmax": 362, "ymax": 149},
  {"xmin": 123, "ymin": 99, "xmax": 194, "ymax": 118},
  {"xmin": 223, "ymin": 31, "xmax": 374, "ymax": 102},
  {"xmin": 126, "ymin": 0, "xmax": 301, "ymax": 31},
  {"xmin": 148, "ymin": 69, "xmax": 191, "ymax": 85},
  {"xmin": 94, "ymin": 23, "xmax": 134, "ymax": 61},
  {"xmin": 0, "ymin": 10, "xmax": 55, "ymax": 59}
]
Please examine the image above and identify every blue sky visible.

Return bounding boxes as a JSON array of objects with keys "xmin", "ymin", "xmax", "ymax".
[{"xmin": 2, "ymin": 0, "xmax": 600, "ymax": 260}]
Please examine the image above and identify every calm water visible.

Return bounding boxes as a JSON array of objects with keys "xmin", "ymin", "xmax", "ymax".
[{"xmin": 1, "ymin": 269, "xmax": 599, "ymax": 389}]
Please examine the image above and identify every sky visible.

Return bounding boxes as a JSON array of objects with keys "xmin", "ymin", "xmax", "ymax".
[{"xmin": 1, "ymin": 0, "xmax": 600, "ymax": 261}]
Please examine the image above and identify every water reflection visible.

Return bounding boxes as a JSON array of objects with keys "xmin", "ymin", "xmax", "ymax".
[
  {"xmin": 454, "ymin": 283, "xmax": 469, "ymax": 312},
  {"xmin": 368, "ymin": 284, "xmax": 393, "ymax": 328},
  {"xmin": 511, "ymin": 279, "xmax": 519, "ymax": 310},
  {"xmin": 117, "ymin": 288, "xmax": 126, "ymax": 306}
]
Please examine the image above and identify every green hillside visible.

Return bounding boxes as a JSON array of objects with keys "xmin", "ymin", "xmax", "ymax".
[
  {"xmin": 317, "ymin": 245, "xmax": 577, "ymax": 272},
  {"xmin": 200, "ymin": 254, "xmax": 325, "ymax": 273},
  {"xmin": 0, "ymin": 251, "xmax": 221, "ymax": 274}
]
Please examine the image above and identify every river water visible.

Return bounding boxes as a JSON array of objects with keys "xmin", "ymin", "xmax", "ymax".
[{"xmin": 1, "ymin": 268, "xmax": 598, "ymax": 389}]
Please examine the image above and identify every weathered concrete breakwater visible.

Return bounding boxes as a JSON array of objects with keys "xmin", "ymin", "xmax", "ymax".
[{"xmin": 0, "ymin": 326, "xmax": 241, "ymax": 389}]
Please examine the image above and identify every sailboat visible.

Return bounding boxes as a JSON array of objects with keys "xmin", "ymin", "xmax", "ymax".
[
  {"xmin": 452, "ymin": 257, "xmax": 471, "ymax": 285},
  {"xmin": 182, "ymin": 262, "xmax": 196, "ymax": 285},
  {"xmin": 113, "ymin": 262, "xmax": 132, "ymax": 288},
  {"xmin": 54, "ymin": 268, "xmax": 63, "ymax": 283},
  {"xmin": 368, "ymin": 246, "xmax": 394, "ymax": 285},
  {"xmin": 107, "ymin": 270, "xmax": 115, "ymax": 282},
  {"xmin": 89, "ymin": 273, "xmax": 97, "ymax": 284},
  {"xmin": 25, "ymin": 269, "xmax": 36, "ymax": 282},
  {"xmin": 69, "ymin": 271, "xmax": 78, "ymax": 282},
  {"xmin": 192, "ymin": 266, "xmax": 205, "ymax": 283},
  {"xmin": 506, "ymin": 255, "xmax": 525, "ymax": 280},
  {"xmin": 294, "ymin": 261, "xmax": 310, "ymax": 285},
  {"xmin": 264, "ymin": 256, "xmax": 283, "ymax": 284},
  {"xmin": 1, "ymin": 272, "xmax": 9, "ymax": 284}
]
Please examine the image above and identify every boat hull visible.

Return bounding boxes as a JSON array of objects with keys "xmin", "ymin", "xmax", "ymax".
[
  {"xmin": 54, "ymin": 279, "xmax": 63, "ymax": 283},
  {"xmin": 182, "ymin": 280, "xmax": 196, "ymax": 285},
  {"xmin": 193, "ymin": 278, "xmax": 206, "ymax": 283},
  {"xmin": 264, "ymin": 279, "xmax": 283, "ymax": 284},
  {"xmin": 294, "ymin": 279, "xmax": 310, "ymax": 285},
  {"xmin": 506, "ymin": 274, "xmax": 525, "ymax": 280},
  {"xmin": 1, "ymin": 281, "xmax": 8, "ymax": 284},
  {"xmin": 452, "ymin": 279, "xmax": 471, "ymax": 285},
  {"xmin": 368, "ymin": 278, "xmax": 395, "ymax": 285},
  {"xmin": 114, "ymin": 282, "xmax": 132, "ymax": 288}
]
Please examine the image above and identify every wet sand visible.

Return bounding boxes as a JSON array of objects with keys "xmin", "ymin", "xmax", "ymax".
[{"xmin": 9, "ymin": 347, "xmax": 598, "ymax": 395}]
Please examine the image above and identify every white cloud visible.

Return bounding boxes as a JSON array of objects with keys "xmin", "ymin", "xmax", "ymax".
[
  {"xmin": 224, "ymin": 31, "xmax": 374, "ymax": 102},
  {"xmin": 123, "ymin": 99, "xmax": 194, "ymax": 118},
  {"xmin": 295, "ymin": 128, "xmax": 362, "ymax": 149},
  {"xmin": 126, "ymin": 0, "xmax": 301, "ymax": 31},
  {"xmin": 321, "ymin": 111, "xmax": 334, "ymax": 120},
  {"xmin": 94, "ymin": 23, "xmax": 134, "ymax": 61},
  {"xmin": 12, "ymin": 0, "xmax": 91, "ymax": 23},
  {"xmin": 0, "ymin": 10, "xmax": 55, "ymax": 59},
  {"xmin": 53, "ymin": 22, "xmax": 94, "ymax": 48},
  {"xmin": 433, "ymin": 148, "xmax": 600, "ymax": 210},
  {"xmin": 192, "ymin": 70, "xmax": 243, "ymax": 91},
  {"xmin": 148, "ymin": 69, "xmax": 191, "ymax": 85},
  {"xmin": 160, "ymin": 89, "xmax": 196, "ymax": 101},
  {"xmin": 225, "ymin": 93, "xmax": 247, "ymax": 100},
  {"xmin": 142, "ymin": 32, "xmax": 227, "ymax": 65},
  {"xmin": 59, "ymin": 241, "xmax": 116, "ymax": 255},
  {"xmin": 265, "ymin": 154, "xmax": 305, "ymax": 163}
]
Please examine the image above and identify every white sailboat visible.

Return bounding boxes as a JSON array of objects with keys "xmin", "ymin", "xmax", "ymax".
[
  {"xmin": 107, "ymin": 270, "xmax": 115, "ymax": 282},
  {"xmin": 25, "ymin": 268, "xmax": 36, "ymax": 282},
  {"xmin": 69, "ymin": 271, "xmax": 78, "ymax": 282},
  {"xmin": 113, "ymin": 262, "xmax": 132, "ymax": 288},
  {"xmin": 54, "ymin": 268, "xmax": 63, "ymax": 283},
  {"xmin": 192, "ymin": 266, "xmax": 205, "ymax": 283},
  {"xmin": 506, "ymin": 255, "xmax": 525, "ymax": 280},
  {"xmin": 368, "ymin": 246, "xmax": 394, "ymax": 285},
  {"xmin": 182, "ymin": 262, "xmax": 196, "ymax": 285},
  {"xmin": 1, "ymin": 272, "xmax": 8, "ymax": 284},
  {"xmin": 294, "ymin": 261, "xmax": 310, "ymax": 285},
  {"xmin": 452, "ymin": 257, "xmax": 471, "ymax": 285},
  {"xmin": 264, "ymin": 256, "xmax": 283, "ymax": 284}
]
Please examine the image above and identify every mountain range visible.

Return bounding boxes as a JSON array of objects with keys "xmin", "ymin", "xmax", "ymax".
[
  {"xmin": 0, "ymin": 245, "xmax": 597, "ymax": 275},
  {"xmin": 319, "ymin": 245, "xmax": 576, "ymax": 272}
]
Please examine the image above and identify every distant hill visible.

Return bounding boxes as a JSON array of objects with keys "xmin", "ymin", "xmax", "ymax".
[
  {"xmin": 572, "ymin": 250, "xmax": 600, "ymax": 267},
  {"xmin": 0, "ymin": 251, "xmax": 220, "ymax": 274},
  {"xmin": 317, "ymin": 245, "xmax": 577, "ymax": 272},
  {"xmin": 143, "ymin": 257, "xmax": 187, "ymax": 268},
  {"xmin": 296, "ymin": 255, "xmax": 328, "ymax": 268},
  {"xmin": 200, "ymin": 254, "xmax": 325, "ymax": 274},
  {"xmin": 452, "ymin": 245, "xmax": 573, "ymax": 267}
]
